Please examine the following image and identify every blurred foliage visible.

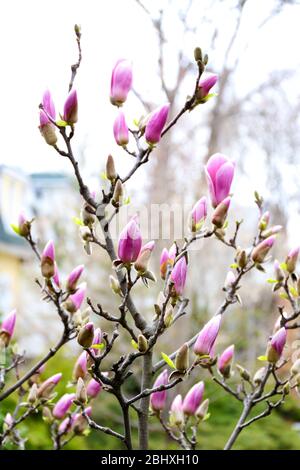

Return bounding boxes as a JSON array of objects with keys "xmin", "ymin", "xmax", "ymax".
[{"xmin": 1, "ymin": 351, "xmax": 300, "ymax": 450}]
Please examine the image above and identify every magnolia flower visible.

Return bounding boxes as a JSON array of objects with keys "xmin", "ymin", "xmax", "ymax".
[
  {"xmin": 266, "ymin": 327, "xmax": 287, "ymax": 363},
  {"xmin": 182, "ymin": 381, "xmax": 204, "ymax": 416},
  {"xmin": 63, "ymin": 89, "xmax": 78, "ymax": 124},
  {"xmin": 110, "ymin": 59, "xmax": 133, "ymax": 106},
  {"xmin": 118, "ymin": 218, "xmax": 142, "ymax": 263},
  {"xmin": 145, "ymin": 104, "xmax": 170, "ymax": 144},
  {"xmin": 150, "ymin": 370, "xmax": 168, "ymax": 412},
  {"xmin": 205, "ymin": 153, "xmax": 235, "ymax": 208},
  {"xmin": 194, "ymin": 315, "xmax": 222, "ymax": 357},
  {"xmin": 170, "ymin": 256, "xmax": 187, "ymax": 297},
  {"xmin": 113, "ymin": 111, "xmax": 129, "ymax": 146},
  {"xmin": 0, "ymin": 309, "xmax": 17, "ymax": 346},
  {"xmin": 190, "ymin": 197, "xmax": 207, "ymax": 232},
  {"xmin": 218, "ymin": 345, "xmax": 235, "ymax": 378}
]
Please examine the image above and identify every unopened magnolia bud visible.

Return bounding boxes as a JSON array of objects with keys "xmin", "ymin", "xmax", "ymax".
[
  {"xmin": 42, "ymin": 406, "xmax": 53, "ymax": 423},
  {"xmin": 164, "ymin": 306, "xmax": 174, "ymax": 327},
  {"xmin": 259, "ymin": 211, "xmax": 270, "ymax": 231},
  {"xmin": 175, "ymin": 343, "xmax": 189, "ymax": 372},
  {"xmin": 41, "ymin": 240, "xmax": 55, "ymax": 278},
  {"xmin": 212, "ymin": 197, "xmax": 231, "ymax": 228},
  {"xmin": 40, "ymin": 122, "xmax": 57, "ymax": 146},
  {"xmin": 81, "ymin": 203, "xmax": 95, "ymax": 227},
  {"xmin": 261, "ymin": 225, "xmax": 282, "ymax": 238},
  {"xmin": 74, "ymin": 24, "xmax": 81, "ymax": 37},
  {"xmin": 236, "ymin": 249, "xmax": 247, "ymax": 269},
  {"xmin": 77, "ymin": 322, "xmax": 94, "ymax": 348},
  {"xmin": 194, "ymin": 47, "xmax": 202, "ymax": 62},
  {"xmin": 203, "ymin": 54, "xmax": 208, "ymax": 65},
  {"xmin": 236, "ymin": 364, "xmax": 251, "ymax": 381},
  {"xmin": 252, "ymin": 236, "xmax": 276, "ymax": 264},
  {"xmin": 18, "ymin": 212, "xmax": 31, "ymax": 237},
  {"xmin": 291, "ymin": 358, "xmax": 300, "ymax": 376},
  {"xmin": 76, "ymin": 377, "xmax": 87, "ymax": 404},
  {"xmin": 274, "ymin": 260, "xmax": 284, "ymax": 283},
  {"xmin": 80, "ymin": 226, "xmax": 93, "ymax": 242},
  {"xmin": 283, "ymin": 382, "xmax": 290, "ymax": 395},
  {"xmin": 106, "ymin": 154, "xmax": 117, "ymax": 182},
  {"xmin": 195, "ymin": 398, "xmax": 209, "ymax": 420},
  {"xmin": 134, "ymin": 241, "xmax": 155, "ymax": 273},
  {"xmin": 109, "ymin": 275, "xmax": 121, "ymax": 295},
  {"xmin": 286, "ymin": 247, "xmax": 300, "ymax": 274},
  {"xmin": 253, "ymin": 367, "xmax": 266, "ymax": 385},
  {"xmin": 111, "ymin": 180, "xmax": 124, "ymax": 207},
  {"xmin": 266, "ymin": 327, "xmax": 287, "ymax": 363},
  {"xmin": 28, "ymin": 383, "xmax": 38, "ymax": 404},
  {"xmin": 138, "ymin": 334, "xmax": 148, "ymax": 353}
]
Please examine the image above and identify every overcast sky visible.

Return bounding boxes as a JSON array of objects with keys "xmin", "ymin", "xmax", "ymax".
[{"xmin": 0, "ymin": 0, "xmax": 299, "ymax": 177}]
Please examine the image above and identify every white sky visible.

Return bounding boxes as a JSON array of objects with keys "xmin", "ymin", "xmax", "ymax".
[{"xmin": 0, "ymin": 0, "xmax": 300, "ymax": 185}]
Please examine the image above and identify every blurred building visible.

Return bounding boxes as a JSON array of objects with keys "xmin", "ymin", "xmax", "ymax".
[{"xmin": 0, "ymin": 166, "xmax": 76, "ymax": 316}]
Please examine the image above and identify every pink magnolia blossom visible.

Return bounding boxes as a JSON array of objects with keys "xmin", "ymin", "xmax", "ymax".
[
  {"xmin": 110, "ymin": 59, "xmax": 133, "ymax": 106},
  {"xmin": 118, "ymin": 218, "xmax": 142, "ymax": 263},
  {"xmin": 113, "ymin": 111, "xmax": 129, "ymax": 146},
  {"xmin": 194, "ymin": 315, "xmax": 222, "ymax": 357},
  {"xmin": 182, "ymin": 381, "xmax": 204, "ymax": 416},
  {"xmin": 150, "ymin": 370, "xmax": 168, "ymax": 412},
  {"xmin": 170, "ymin": 256, "xmax": 187, "ymax": 297},
  {"xmin": 145, "ymin": 104, "xmax": 170, "ymax": 144},
  {"xmin": 205, "ymin": 153, "xmax": 235, "ymax": 208}
]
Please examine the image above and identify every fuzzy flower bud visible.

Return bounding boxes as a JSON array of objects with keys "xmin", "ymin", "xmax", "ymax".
[
  {"xmin": 109, "ymin": 275, "xmax": 121, "ymax": 295},
  {"xmin": 106, "ymin": 154, "xmax": 117, "ymax": 182},
  {"xmin": 28, "ymin": 383, "xmax": 38, "ymax": 404},
  {"xmin": 77, "ymin": 322, "xmax": 94, "ymax": 348},
  {"xmin": 111, "ymin": 180, "xmax": 124, "ymax": 207},
  {"xmin": 175, "ymin": 343, "xmax": 189, "ymax": 372},
  {"xmin": 205, "ymin": 153, "xmax": 235, "ymax": 208},
  {"xmin": 212, "ymin": 197, "xmax": 231, "ymax": 228},
  {"xmin": 194, "ymin": 315, "xmax": 221, "ymax": 357},
  {"xmin": 252, "ymin": 236, "xmax": 276, "ymax": 264},
  {"xmin": 253, "ymin": 367, "xmax": 267, "ymax": 386},
  {"xmin": 138, "ymin": 334, "xmax": 148, "ymax": 353}
]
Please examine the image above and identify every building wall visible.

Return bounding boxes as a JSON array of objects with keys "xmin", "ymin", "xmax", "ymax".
[{"xmin": 0, "ymin": 249, "xmax": 22, "ymax": 314}]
